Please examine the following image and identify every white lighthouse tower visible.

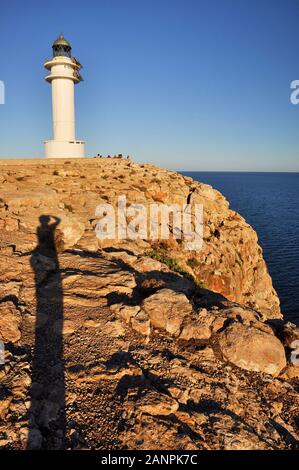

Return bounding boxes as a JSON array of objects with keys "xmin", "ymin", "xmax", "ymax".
[{"xmin": 44, "ymin": 35, "xmax": 85, "ymax": 158}]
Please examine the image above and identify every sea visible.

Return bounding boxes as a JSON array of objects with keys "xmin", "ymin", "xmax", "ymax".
[{"xmin": 181, "ymin": 172, "xmax": 299, "ymax": 325}]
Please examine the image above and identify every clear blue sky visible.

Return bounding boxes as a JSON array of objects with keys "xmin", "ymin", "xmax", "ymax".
[{"xmin": 0, "ymin": 0, "xmax": 298, "ymax": 170}]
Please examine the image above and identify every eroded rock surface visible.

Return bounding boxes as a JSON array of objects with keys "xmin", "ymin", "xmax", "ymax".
[
  {"xmin": 0, "ymin": 158, "xmax": 280, "ymax": 318},
  {"xmin": 0, "ymin": 158, "xmax": 297, "ymax": 450},
  {"xmin": 218, "ymin": 323, "xmax": 287, "ymax": 376}
]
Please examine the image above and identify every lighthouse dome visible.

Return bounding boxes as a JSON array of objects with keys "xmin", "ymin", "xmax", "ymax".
[
  {"xmin": 52, "ymin": 34, "xmax": 72, "ymax": 57},
  {"xmin": 53, "ymin": 34, "xmax": 71, "ymax": 48}
]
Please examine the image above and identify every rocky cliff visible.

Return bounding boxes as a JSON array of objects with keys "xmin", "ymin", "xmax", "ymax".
[
  {"xmin": 0, "ymin": 158, "xmax": 298, "ymax": 450},
  {"xmin": 0, "ymin": 157, "xmax": 280, "ymax": 318}
]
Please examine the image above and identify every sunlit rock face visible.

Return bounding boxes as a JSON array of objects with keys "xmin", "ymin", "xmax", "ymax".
[
  {"xmin": 1, "ymin": 158, "xmax": 297, "ymax": 451},
  {"xmin": 0, "ymin": 157, "xmax": 280, "ymax": 319}
]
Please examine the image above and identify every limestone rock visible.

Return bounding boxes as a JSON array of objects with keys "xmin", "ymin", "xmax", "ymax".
[
  {"xmin": 142, "ymin": 288, "xmax": 193, "ymax": 337},
  {"xmin": 179, "ymin": 314, "xmax": 213, "ymax": 341},
  {"xmin": 0, "ymin": 158, "xmax": 296, "ymax": 451},
  {"xmin": 62, "ymin": 320, "xmax": 76, "ymax": 335},
  {"xmin": 0, "ymin": 158, "xmax": 281, "ymax": 318},
  {"xmin": 137, "ymin": 390, "xmax": 179, "ymax": 416},
  {"xmin": 54, "ymin": 216, "xmax": 85, "ymax": 250},
  {"xmin": 218, "ymin": 322, "xmax": 287, "ymax": 376},
  {"xmin": 131, "ymin": 311, "xmax": 151, "ymax": 337},
  {"xmin": 2, "ymin": 218, "xmax": 19, "ymax": 232},
  {"xmin": 4, "ymin": 189, "xmax": 58, "ymax": 213},
  {"xmin": 83, "ymin": 319, "xmax": 101, "ymax": 328},
  {"xmin": 0, "ymin": 398, "xmax": 12, "ymax": 420},
  {"xmin": 111, "ymin": 304, "xmax": 141, "ymax": 324},
  {"xmin": 102, "ymin": 320, "xmax": 126, "ymax": 337},
  {"xmin": 280, "ymin": 364, "xmax": 299, "ymax": 379},
  {"xmin": 0, "ymin": 301, "xmax": 21, "ymax": 343},
  {"xmin": 282, "ymin": 322, "xmax": 299, "ymax": 348}
]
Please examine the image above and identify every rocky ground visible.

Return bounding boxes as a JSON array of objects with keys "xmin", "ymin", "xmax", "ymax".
[{"xmin": 0, "ymin": 157, "xmax": 298, "ymax": 450}]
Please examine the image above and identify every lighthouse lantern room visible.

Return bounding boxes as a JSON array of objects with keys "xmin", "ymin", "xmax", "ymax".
[{"xmin": 44, "ymin": 35, "xmax": 85, "ymax": 158}]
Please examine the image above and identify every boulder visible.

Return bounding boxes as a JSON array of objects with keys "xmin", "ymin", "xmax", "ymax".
[
  {"xmin": 179, "ymin": 317, "xmax": 212, "ymax": 340},
  {"xmin": 218, "ymin": 322, "xmax": 286, "ymax": 376},
  {"xmin": 54, "ymin": 216, "xmax": 85, "ymax": 250},
  {"xmin": 142, "ymin": 288, "xmax": 193, "ymax": 337},
  {"xmin": 102, "ymin": 320, "xmax": 126, "ymax": 337},
  {"xmin": 131, "ymin": 311, "xmax": 151, "ymax": 337},
  {"xmin": 111, "ymin": 304, "xmax": 141, "ymax": 324}
]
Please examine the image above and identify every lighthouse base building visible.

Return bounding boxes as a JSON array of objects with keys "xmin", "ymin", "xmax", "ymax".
[
  {"xmin": 44, "ymin": 35, "xmax": 85, "ymax": 158},
  {"xmin": 44, "ymin": 140, "xmax": 85, "ymax": 159}
]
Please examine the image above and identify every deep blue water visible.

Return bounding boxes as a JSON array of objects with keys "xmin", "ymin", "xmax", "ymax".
[{"xmin": 182, "ymin": 172, "xmax": 299, "ymax": 324}]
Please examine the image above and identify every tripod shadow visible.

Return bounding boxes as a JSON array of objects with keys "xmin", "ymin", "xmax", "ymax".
[{"xmin": 27, "ymin": 215, "xmax": 66, "ymax": 450}]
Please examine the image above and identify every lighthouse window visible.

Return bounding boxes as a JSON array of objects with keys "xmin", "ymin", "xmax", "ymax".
[{"xmin": 53, "ymin": 45, "xmax": 71, "ymax": 58}]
